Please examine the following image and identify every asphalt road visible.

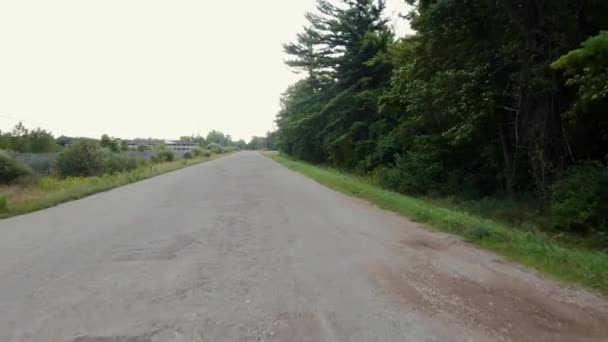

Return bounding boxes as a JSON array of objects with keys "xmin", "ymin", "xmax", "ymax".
[{"xmin": 1, "ymin": 152, "xmax": 607, "ymax": 342}]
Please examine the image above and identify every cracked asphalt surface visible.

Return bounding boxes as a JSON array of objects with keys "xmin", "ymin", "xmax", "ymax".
[{"xmin": 1, "ymin": 151, "xmax": 607, "ymax": 341}]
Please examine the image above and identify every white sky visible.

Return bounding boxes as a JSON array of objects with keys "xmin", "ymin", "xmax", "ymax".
[{"xmin": 0, "ymin": 0, "xmax": 411, "ymax": 141}]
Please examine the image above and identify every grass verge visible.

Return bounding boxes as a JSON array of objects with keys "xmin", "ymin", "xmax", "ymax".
[
  {"xmin": 0, "ymin": 154, "xmax": 227, "ymax": 219},
  {"xmin": 267, "ymin": 153, "xmax": 608, "ymax": 295}
]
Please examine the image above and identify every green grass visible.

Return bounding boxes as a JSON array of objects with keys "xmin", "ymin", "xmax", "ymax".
[
  {"xmin": 267, "ymin": 153, "xmax": 608, "ymax": 295},
  {"xmin": 0, "ymin": 154, "xmax": 228, "ymax": 219}
]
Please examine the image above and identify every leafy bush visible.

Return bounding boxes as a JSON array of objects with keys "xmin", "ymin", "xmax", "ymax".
[
  {"xmin": 183, "ymin": 151, "xmax": 193, "ymax": 159},
  {"xmin": 192, "ymin": 147, "xmax": 211, "ymax": 157},
  {"xmin": 206, "ymin": 143, "xmax": 223, "ymax": 154},
  {"xmin": 191, "ymin": 147, "xmax": 205, "ymax": 157},
  {"xmin": 101, "ymin": 149, "xmax": 137, "ymax": 174},
  {"xmin": 55, "ymin": 140, "xmax": 105, "ymax": 177},
  {"xmin": 55, "ymin": 141, "xmax": 138, "ymax": 177},
  {"xmin": 0, "ymin": 122, "xmax": 60, "ymax": 153},
  {"xmin": 551, "ymin": 161, "xmax": 608, "ymax": 234},
  {"xmin": 0, "ymin": 149, "xmax": 33, "ymax": 184},
  {"xmin": 551, "ymin": 32, "xmax": 608, "ymax": 110},
  {"xmin": 152, "ymin": 145, "xmax": 175, "ymax": 162},
  {"xmin": 100, "ymin": 134, "xmax": 121, "ymax": 152},
  {"xmin": 374, "ymin": 137, "xmax": 447, "ymax": 196},
  {"xmin": 0, "ymin": 194, "xmax": 7, "ymax": 213},
  {"xmin": 136, "ymin": 144, "xmax": 150, "ymax": 152},
  {"xmin": 192, "ymin": 147, "xmax": 212, "ymax": 157}
]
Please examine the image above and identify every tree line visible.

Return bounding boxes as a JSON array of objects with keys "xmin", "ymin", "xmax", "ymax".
[
  {"xmin": 0, "ymin": 122, "xmax": 59, "ymax": 153},
  {"xmin": 0, "ymin": 123, "xmax": 276, "ymax": 184},
  {"xmin": 275, "ymin": 0, "xmax": 608, "ymax": 236},
  {"xmin": 0, "ymin": 123, "xmax": 276, "ymax": 153}
]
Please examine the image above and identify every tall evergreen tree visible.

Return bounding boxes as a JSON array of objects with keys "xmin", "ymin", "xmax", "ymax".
[
  {"xmin": 276, "ymin": 0, "xmax": 608, "ymax": 235},
  {"xmin": 281, "ymin": 0, "xmax": 393, "ymax": 168}
]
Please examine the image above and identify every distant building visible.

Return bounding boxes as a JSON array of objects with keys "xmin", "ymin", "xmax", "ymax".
[
  {"xmin": 126, "ymin": 138, "xmax": 163, "ymax": 151},
  {"xmin": 125, "ymin": 139, "xmax": 197, "ymax": 152},
  {"xmin": 126, "ymin": 142, "xmax": 141, "ymax": 151},
  {"xmin": 163, "ymin": 140, "xmax": 197, "ymax": 152}
]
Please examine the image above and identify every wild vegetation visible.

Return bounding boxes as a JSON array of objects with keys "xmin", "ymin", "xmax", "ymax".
[
  {"xmin": 0, "ymin": 123, "xmax": 240, "ymax": 217},
  {"xmin": 0, "ymin": 150, "xmax": 33, "ymax": 184},
  {"xmin": 268, "ymin": 153, "xmax": 608, "ymax": 294},
  {"xmin": 247, "ymin": 132, "xmax": 278, "ymax": 151},
  {"xmin": 0, "ymin": 153, "xmax": 223, "ymax": 218},
  {"xmin": 276, "ymin": 0, "xmax": 608, "ymax": 246},
  {"xmin": 178, "ymin": 129, "xmax": 276, "ymax": 151},
  {"xmin": 0, "ymin": 122, "xmax": 59, "ymax": 153}
]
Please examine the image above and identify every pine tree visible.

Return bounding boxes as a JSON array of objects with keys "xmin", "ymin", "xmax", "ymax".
[{"xmin": 281, "ymin": 0, "xmax": 393, "ymax": 168}]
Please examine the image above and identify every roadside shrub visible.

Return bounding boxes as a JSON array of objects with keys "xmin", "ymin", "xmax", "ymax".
[
  {"xmin": 183, "ymin": 151, "xmax": 193, "ymax": 159},
  {"xmin": 101, "ymin": 149, "xmax": 137, "ymax": 174},
  {"xmin": 206, "ymin": 143, "xmax": 222, "ymax": 154},
  {"xmin": 136, "ymin": 144, "xmax": 150, "ymax": 152},
  {"xmin": 152, "ymin": 146, "xmax": 175, "ymax": 162},
  {"xmin": 0, "ymin": 194, "xmax": 8, "ymax": 213},
  {"xmin": 191, "ymin": 147, "xmax": 212, "ymax": 158},
  {"xmin": 551, "ymin": 161, "xmax": 608, "ymax": 234},
  {"xmin": 374, "ymin": 154, "xmax": 443, "ymax": 196},
  {"xmin": 0, "ymin": 149, "xmax": 33, "ymax": 184},
  {"xmin": 374, "ymin": 137, "xmax": 448, "ymax": 196},
  {"xmin": 191, "ymin": 147, "xmax": 205, "ymax": 157},
  {"xmin": 55, "ymin": 140, "xmax": 105, "ymax": 177}
]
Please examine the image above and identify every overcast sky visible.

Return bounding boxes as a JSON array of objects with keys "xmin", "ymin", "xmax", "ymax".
[{"xmin": 0, "ymin": 0, "xmax": 411, "ymax": 141}]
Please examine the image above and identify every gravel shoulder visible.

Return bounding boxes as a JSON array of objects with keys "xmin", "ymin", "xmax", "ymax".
[{"xmin": 0, "ymin": 151, "xmax": 606, "ymax": 341}]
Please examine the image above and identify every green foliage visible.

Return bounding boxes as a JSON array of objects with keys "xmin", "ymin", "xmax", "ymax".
[
  {"xmin": 269, "ymin": 153, "xmax": 608, "ymax": 294},
  {"xmin": 247, "ymin": 136, "xmax": 264, "ymax": 150},
  {"xmin": 191, "ymin": 147, "xmax": 211, "ymax": 157},
  {"xmin": 205, "ymin": 143, "xmax": 222, "ymax": 154},
  {"xmin": 205, "ymin": 130, "xmax": 232, "ymax": 147},
  {"xmin": 0, "ymin": 122, "xmax": 59, "ymax": 153},
  {"xmin": 55, "ymin": 140, "xmax": 137, "ymax": 177},
  {"xmin": 375, "ymin": 136, "xmax": 448, "ymax": 195},
  {"xmin": 276, "ymin": 0, "xmax": 608, "ymax": 240},
  {"xmin": 551, "ymin": 162, "xmax": 608, "ymax": 234},
  {"xmin": 278, "ymin": 0, "xmax": 392, "ymax": 167},
  {"xmin": 552, "ymin": 32, "xmax": 608, "ymax": 110},
  {"xmin": 100, "ymin": 134, "xmax": 121, "ymax": 152},
  {"xmin": 55, "ymin": 140, "xmax": 105, "ymax": 177},
  {"xmin": 0, "ymin": 194, "xmax": 7, "ymax": 213},
  {"xmin": 247, "ymin": 133, "xmax": 277, "ymax": 151},
  {"xmin": 152, "ymin": 145, "xmax": 175, "ymax": 162},
  {"xmin": 191, "ymin": 147, "xmax": 204, "ymax": 157},
  {"xmin": 120, "ymin": 140, "xmax": 129, "ymax": 151},
  {"xmin": 136, "ymin": 144, "xmax": 150, "ymax": 152},
  {"xmin": 0, "ymin": 150, "xmax": 33, "ymax": 184},
  {"xmin": 56, "ymin": 135, "xmax": 74, "ymax": 148},
  {"xmin": 235, "ymin": 139, "xmax": 247, "ymax": 150},
  {"xmin": 1, "ymin": 154, "xmax": 226, "ymax": 219},
  {"xmin": 101, "ymin": 149, "xmax": 138, "ymax": 174},
  {"xmin": 183, "ymin": 151, "xmax": 193, "ymax": 159}
]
